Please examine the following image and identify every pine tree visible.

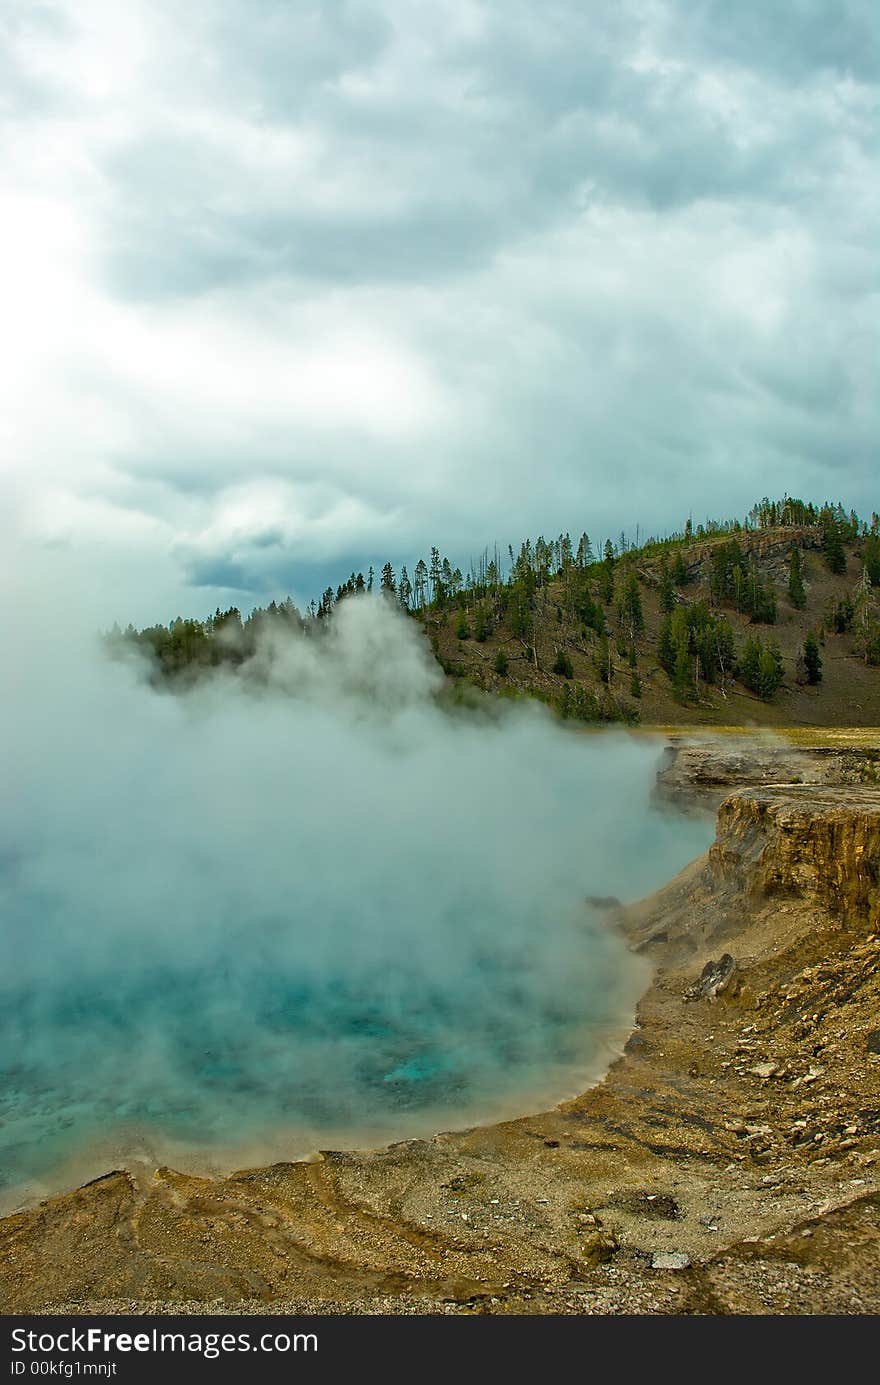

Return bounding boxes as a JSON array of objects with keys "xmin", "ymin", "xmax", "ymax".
[
  {"xmin": 802, "ymin": 631, "xmax": 822, "ymax": 684},
  {"xmin": 863, "ymin": 626, "xmax": 880, "ymax": 666},
  {"xmin": 599, "ymin": 561, "xmax": 614, "ymax": 605},
  {"xmin": 756, "ymin": 644, "xmax": 784, "ymax": 699},
  {"xmin": 657, "ymin": 616, "xmax": 677, "ymax": 675},
  {"xmin": 758, "ymin": 576, "xmax": 777, "ymax": 624},
  {"xmin": 429, "ymin": 547, "xmax": 443, "ymax": 604},
  {"xmin": 706, "ymin": 617, "xmax": 736, "ymax": 690},
  {"xmin": 618, "ymin": 570, "xmax": 645, "ymax": 641},
  {"xmin": 456, "ymin": 609, "xmax": 470, "ymax": 640},
  {"xmin": 671, "ymin": 552, "xmax": 689, "ymax": 586},
  {"xmin": 738, "ymin": 636, "xmax": 762, "ymax": 692},
  {"xmin": 576, "ymin": 532, "xmax": 593, "ymax": 569},
  {"xmin": 708, "ymin": 539, "xmax": 744, "ymax": 607},
  {"xmin": 494, "ymin": 649, "xmax": 509, "ymax": 677},
  {"xmin": 823, "ymin": 518, "xmax": 846, "ymax": 574},
  {"xmin": 739, "ymin": 635, "xmax": 783, "ymax": 699},
  {"xmin": 658, "ymin": 557, "xmax": 675, "ymax": 614},
  {"xmin": 788, "ymin": 547, "xmax": 806, "ymax": 609},
  {"xmin": 862, "ymin": 536, "xmax": 880, "ymax": 587},
  {"xmin": 710, "ymin": 546, "xmax": 729, "ymax": 606},
  {"xmin": 509, "ymin": 585, "xmax": 531, "ymax": 639},
  {"xmin": 743, "ymin": 567, "xmax": 776, "ymax": 624},
  {"xmin": 828, "ymin": 594, "xmax": 855, "ymax": 633},
  {"xmin": 578, "ymin": 588, "xmax": 604, "ymax": 635},
  {"xmin": 594, "ymin": 633, "xmax": 612, "ymax": 684},
  {"xmin": 380, "ymin": 562, "xmax": 397, "ymax": 595},
  {"xmin": 398, "ymin": 566, "xmax": 413, "ymax": 609},
  {"xmin": 673, "ymin": 635, "xmax": 693, "ymax": 703},
  {"xmin": 553, "ymin": 648, "xmax": 573, "ymax": 678}
]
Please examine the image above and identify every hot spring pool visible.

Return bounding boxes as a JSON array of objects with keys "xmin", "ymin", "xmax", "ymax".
[
  {"xmin": 1, "ymin": 646, "xmax": 714, "ymax": 1205},
  {"xmin": 0, "ymin": 793, "xmax": 712, "ymax": 1203}
]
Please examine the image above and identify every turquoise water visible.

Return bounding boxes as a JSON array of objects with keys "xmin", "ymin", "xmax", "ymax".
[
  {"xmin": 0, "ymin": 706, "xmax": 713, "ymax": 1201},
  {"xmin": 0, "ymin": 928, "xmax": 637, "ymax": 1191}
]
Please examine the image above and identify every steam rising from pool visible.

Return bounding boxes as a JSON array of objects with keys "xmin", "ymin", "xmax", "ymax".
[{"xmin": 0, "ymin": 597, "xmax": 712, "ymax": 1202}]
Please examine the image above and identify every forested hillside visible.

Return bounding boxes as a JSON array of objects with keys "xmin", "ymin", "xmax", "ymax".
[{"xmin": 110, "ymin": 498, "xmax": 880, "ymax": 727}]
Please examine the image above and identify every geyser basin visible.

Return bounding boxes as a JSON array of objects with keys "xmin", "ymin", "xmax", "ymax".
[{"xmin": 0, "ymin": 599, "xmax": 713, "ymax": 1202}]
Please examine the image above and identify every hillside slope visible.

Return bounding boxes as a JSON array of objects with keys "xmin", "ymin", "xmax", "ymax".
[
  {"xmin": 115, "ymin": 503, "xmax": 880, "ymax": 729},
  {"xmin": 426, "ymin": 524, "xmax": 880, "ymax": 727}
]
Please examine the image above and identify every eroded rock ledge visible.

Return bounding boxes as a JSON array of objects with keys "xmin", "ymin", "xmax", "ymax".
[
  {"xmin": 2, "ymin": 783, "xmax": 879, "ymax": 1315},
  {"xmin": 654, "ymin": 741, "xmax": 880, "ymax": 812},
  {"xmin": 628, "ymin": 786, "xmax": 880, "ymax": 958}
]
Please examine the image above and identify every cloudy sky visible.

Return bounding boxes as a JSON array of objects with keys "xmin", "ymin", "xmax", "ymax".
[{"xmin": 2, "ymin": 0, "xmax": 877, "ymax": 623}]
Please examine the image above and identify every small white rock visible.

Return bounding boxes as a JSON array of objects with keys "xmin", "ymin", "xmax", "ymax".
[
  {"xmin": 750, "ymin": 1062, "xmax": 779, "ymax": 1079},
  {"xmin": 651, "ymin": 1252, "xmax": 691, "ymax": 1270}
]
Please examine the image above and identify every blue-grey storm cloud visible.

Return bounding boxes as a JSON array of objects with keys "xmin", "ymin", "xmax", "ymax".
[
  {"xmin": 2, "ymin": 0, "xmax": 876, "ymax": 618},
  {"xmin": 0, "ymin": 596, "xmax": 711, "ymax": 1201}
]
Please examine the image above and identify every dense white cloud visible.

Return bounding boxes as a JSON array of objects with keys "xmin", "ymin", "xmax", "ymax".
[{"xmin": 1, "ymin": 0, "xmax": 876, "ymax": 619}]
